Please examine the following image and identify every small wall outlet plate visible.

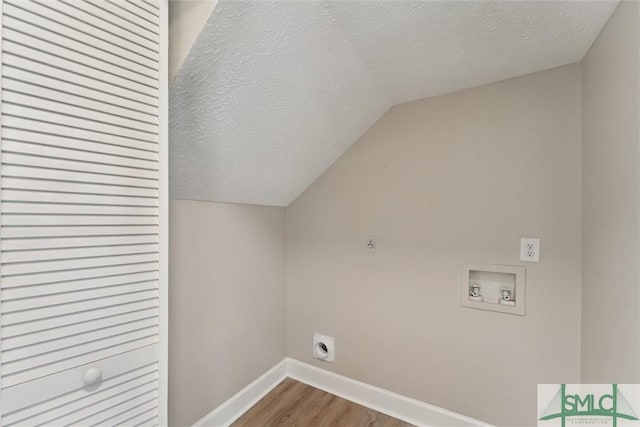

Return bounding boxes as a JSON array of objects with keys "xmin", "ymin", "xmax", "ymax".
[
  {"xmin": 365, "ymin": 237, "xmax": 376, "ymax": 252},
  {"xmin": 520, "ymin": 238, "xmax": 540, "ymax": 262},
  {"xmin": 312, "ymin": 333, "xmax": 335, "ymax": 363}
]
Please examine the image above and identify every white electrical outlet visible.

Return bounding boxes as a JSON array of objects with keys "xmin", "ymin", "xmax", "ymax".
[
  {"xmin": 520, "ymin": 237, "xmax": 540, "ymax": 262},
  {"xmin": 365, "ymin": 237, "xmax": 376, "ymax": 252}
]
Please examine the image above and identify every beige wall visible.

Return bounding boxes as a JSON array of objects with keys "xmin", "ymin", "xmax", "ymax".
[
  {"xmin": 169, "ymin": 0, "xmax": 217, "ymax": 81},
  {"xmin": 169, "ymin": 200, "xmax": 287, "ymax": 426},
  {"xmin": 286, "ymin": 65, "xmax": 582, "ymax": 426},
  {"xmin": 581, "ymin": 1, "xmax": 640, "ymax": 383}
]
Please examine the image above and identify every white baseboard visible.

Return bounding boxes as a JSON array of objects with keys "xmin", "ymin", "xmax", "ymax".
[
  {"xmin": 192, "ymin": 358, "xmax": 489, "ymax": 427},
  {"xmin": 191, "ymin": 359, "xmax": 288, "ymax": 427},
  {"xmin": 287, "ymin": 358, "xmax": 488, "ymax": 427}
]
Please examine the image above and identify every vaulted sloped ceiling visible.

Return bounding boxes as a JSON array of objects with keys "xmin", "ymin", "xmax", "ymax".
[{"xmin": 170, "ymin": 1, "xmax": 617, "ymax": 206}]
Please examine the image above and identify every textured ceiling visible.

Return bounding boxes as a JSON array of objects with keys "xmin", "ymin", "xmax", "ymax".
[{"xmin": 170, "ymin": 0, "xmax": 617, "ymax": 206}]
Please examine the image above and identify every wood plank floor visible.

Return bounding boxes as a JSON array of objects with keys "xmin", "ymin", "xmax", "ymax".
[{"xmin": 231, "ymin": 378, "xmax": 414, "ymax": 427}]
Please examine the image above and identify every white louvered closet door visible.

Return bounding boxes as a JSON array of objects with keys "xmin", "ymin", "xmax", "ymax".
[{"xmin": 0, "ymin": 0, "xmax": 168, "ymax": 425}]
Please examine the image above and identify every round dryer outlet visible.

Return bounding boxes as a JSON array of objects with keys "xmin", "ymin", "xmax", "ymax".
[{"xmin": 312, "ymin": 333, "xmax": 335, "ymax": 363}]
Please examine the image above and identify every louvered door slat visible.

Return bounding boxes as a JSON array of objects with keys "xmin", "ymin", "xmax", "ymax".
[
  {"xmin": 2, "ymin": 203, "xmax": 158, "ymax": 217},
  {"xmin": 3, "ymin": 299, "xmax": 159, "ymax": 339},
  {"xmin": 2, "ymin": 225, "xmax": 158, "ymax": 238},
  {"xmin": 3, "ymin": 318, "xmax": 159, "ymax": 362},
  {"xmin": 2, "ymin": 191, "xmax": 158, "ymax": 208},
  {"xmin": 2, "ymin": 264, "xmax": 160, "ymax": 289},
  {"xmin": 84, "ymin": 1, "xmax": 159, "ymax": 38},
  {"xmin": 142, "ymin": 0, "xmax": 161, "ymax": 11},
  {"xmin": 2, "ymin": 345, "xmax": 158, "ymax": 411},
  {"xmin": 1, "ymin": 253, "xmax": 159, "ymax": 277},
  {"xmin": 3, "ymin": 216, "xmax": 158, "ymax": 229},
  {"xmin": 2, "ymin": 54, "xmax": 157, "ymax": 109},
  {"xmin": 3, "ymin": 280, "xmax": 157, "ymax": 309},
  {"xmin": 97, "ymin": 398, "xmax": 159, "ymax": 427},
  {"xmin": 25, "ymin": 381, "xmax": 159, "ymax": 427},
  {"xmin": 3, "ymin": 337, "xmax": 160, "ymax": 387},
  {"xmin": 2, "ymin": 289, "xmax": 158, "ymax": 323},
  {"xmin": 3, "ymin": 362, "xmax": 158, "ymax": 425},
  {"xmin": 2, "ymin": 104, "xmax": 158, "ymax": 144},
  {"xmin": 1, "ymin": 8, "xmax": 158, "ymax": 80},
  {"xmin": 3, "ymin": 273, "xmax": 160, "ymax": 304},
  {"xmin": 2, "ymin": 154, "xmax": 158, "ymax": 180},
  {"xmin": 122, "ymin": 0, "xmax": 159, "ymax": 22},
  {"xmin": 2, "ymin": 178, "xmax": 159, "ymax": 198},
  {"xmin": 115, "ymin": 406, "xmax": 159, "ymax": 427},
  {"xmin": 2, "ymin": 166, "xmax": 159, "ymax": 190},
  {"xmin": 2, "ymin": 67, "xmax": 158, "ymax": 116},
  {"xmin": 2, "ymin": 242, "xmax": 159, "ymax": 263},
  {"xmin": 65, "ymin": 388, "xmax": 159, "ymax": 427},
  {"xmin": 4, "ymin": 0, "xmax": 159, "ymax": 61},
  {"xmin": 2, "ymin": 24, "xmax": 158, "ymax": 88},
  {"xmin": 2, "ymin": 270, "xmax": 159, "ymax": 300},
  {"xmin": 2, "ymin": 31, "xmax": 158, "ymax": 96},
  {"xmin": 3, "ymin": 308, "xmax": 159, "ymax": 350},
  {"xmin": 2, "ymin": 91, "xmax": 158, "ymax": 134},
  {"xmin": 3, "ymin": 115, "xmax": 158, "ymax": 151},
  {"xmin": 130, "ymin": 0, "xmax": 159, "ymax": 18},
  {"xmin": 2, "ymin": 234, "xmax": 158, "ymax": 251},
  {"xmin": 1, "ymin": 1, "xmax": 165, "ymax": 424},
  {"xmin": 4, "ymin": 369, "xmax": 158, "ymax": 426},
  {"xmin": 3, "ymin": 139, "xmax": 158, "ymax": 171},
  {"xmin": 2, "ymin": 80, "xmax": 159, "ymax": 129},
  {"xmin": 3, "ymin": 43, "xmax": 158, "ymax": 103},
  {"xmin": 2, "ymin": 326, "xmax": 159, "ymax": 368}
]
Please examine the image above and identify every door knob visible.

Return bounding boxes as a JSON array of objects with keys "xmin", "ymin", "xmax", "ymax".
[{"xmin": 83, "ymin": 367, "xmax": 103, "ymax": 389}]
